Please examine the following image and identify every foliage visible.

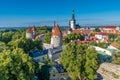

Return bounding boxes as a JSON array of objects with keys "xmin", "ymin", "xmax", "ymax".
[
  {"xmin": 45, "ymin": 55, "xmax": 54, "ymax": 66},
  {"xmin": 95, "ymin": 28, "xmax": 101, "ymax": 32},
  {"xmin": 37, "ymin": 64, "xmax": 50, "ymax": 80},
  {"xmin": 89, "ymin": 42, "xmax": 108, "ymax": 48},
  {"xmin": 1, "ymin": 31, "xmax": 14, "ymax": 43},
  {"xmin": 60, "ymin": 42, "xmax": 100, "ymax": 80},
  {"xmin": 37, "ymin": 26, "xmax": 52, "ymax": 34},
  {"xmin": 8, "ymin": 38, "xmax": 42, "ymax": 53},
  {"xmin": 108, "ymin": 34, "xmax": 118, "ymax": 42},
  {"xmin": 0, "ymin": 41, "xmax": 9, "ymax": 52},
  {"xmin": 35, "ymin": 56, "xmax": 54, "ymax": 80},
  {"xmin": 12, "ymin": 30, "xmax": 26, "ymax": 40},
  {"xmin": 0, "ymin": 48, "xmax": 35, "ymax": 80},
  {"xmin": 44, "ymin": 32, "xmax": 52, "ymax": 44},
  {"xmin": 112, "ymin": 51, "xmax": 120, "ymax": 64},
  {"xmin": 115, "ymin": 36, "xmax": 120, "ymax": 43},
  {"xmin": 63, "ymin": 32, "xmax": 84, "ymax": 44}
]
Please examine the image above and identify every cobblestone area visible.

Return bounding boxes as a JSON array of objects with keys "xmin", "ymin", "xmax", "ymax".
[{"xmin": 97, "ymin": 63, "xmax": 120, "ymax": 80}]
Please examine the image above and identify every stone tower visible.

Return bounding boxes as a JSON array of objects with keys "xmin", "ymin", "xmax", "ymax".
[
  {"xmin": 51, "ymin": 24, "xmax": 62, "ymax": 48},
  {"xmin": 70, "ymin": 10, "xmax": 76, "ymax": 30}
]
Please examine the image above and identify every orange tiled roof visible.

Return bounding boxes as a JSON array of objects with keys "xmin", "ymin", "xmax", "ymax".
[
  {"xmin": 52, "ymin": 25, "xmax": 62, "ymax": 36},
  {"xmin": 26, "ymin": 26, "xmax": 37, "ymax": 33},
  {"xmin": 101, "ymin": 26, "xmax": 117, "ymax": 29},
  {"xmin": 26, "ymin": 27, "xmax": 32, "ymax": 33},
  {"xmin": 72, "ymin": 29, "xmax": 96, "ymax": 35},
  {"xmin": 32, "ymin": 26, "xmax": 37, "ymax": 31},
  {"xmin": 111, "ymin": 42, "xmax": 120, "ymax": 49}
]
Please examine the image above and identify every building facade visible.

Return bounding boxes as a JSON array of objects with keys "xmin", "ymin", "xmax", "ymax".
[{"xmin": 100, "ymin": 26, "xmax": 120, "ymax": 34}]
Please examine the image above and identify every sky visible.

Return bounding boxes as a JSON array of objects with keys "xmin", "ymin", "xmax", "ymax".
[{"xmin": 0, "ymin": 0, "xmax": 120, "ymax": 27}]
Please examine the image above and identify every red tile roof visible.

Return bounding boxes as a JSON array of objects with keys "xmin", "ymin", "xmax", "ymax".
[
  {"xmin": 26, "ymin": 26, "xmax": 37, "ymax": 33},
  {"xmin": 26, "ymin": 27, "xmax": 32, "ymax": 33},
  {"xmin": 72, "ymin": 29, "xmax": 96, "ymax": 35},
  {"xmin": 110, "ymin": 42, "xmax": 120, "ymax": 49},
  {"xmin": 32, "ymin": 26, "xmax": 37, "ymax": 31},
  {"xmin": 35, "ymin": 34, "xmax": 45, "ymax": 39},
  {"xmin": 101, "ymin": 26, "xmax": 117, "ymax": 29},
  {"xmin": 97, "ymin": 32, "xmax": 108, "ymax": 36},
  {"xmin": 52, "ymin": 25, "xmax": 62, "ymax": 36}
]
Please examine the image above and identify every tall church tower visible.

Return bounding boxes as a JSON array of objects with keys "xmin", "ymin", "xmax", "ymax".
[{"xmin": 70, "ymin": 10, "xmax": 76, "ymax": 30}]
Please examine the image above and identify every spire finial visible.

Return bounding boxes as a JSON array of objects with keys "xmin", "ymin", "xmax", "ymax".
[
  {"xmin": 54, "ymin": 20, "xmax": 56, "ymax": 26},
  {"xmin": 72, "ymin": 9, "xmax": 74, "ymax": 14},
  {"xmin": 72, "ymin": 9, "xmax": 75, "ymax": 20}
]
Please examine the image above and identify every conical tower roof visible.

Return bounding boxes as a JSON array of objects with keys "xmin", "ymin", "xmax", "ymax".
[{"xmin": 52, "ymin": 24, "xmax": 62, "ymax": 36}]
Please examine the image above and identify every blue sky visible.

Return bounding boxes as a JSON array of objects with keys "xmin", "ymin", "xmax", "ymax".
[{"xmin": 0, "ymin": 0, "xmax": 120, "ymax": 27}]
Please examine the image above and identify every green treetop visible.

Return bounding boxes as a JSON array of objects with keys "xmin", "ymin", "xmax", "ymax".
[
  {"xmin": 112, "ymin": 51, "xmax": 120, "ymax": 65},
  {"xmin": 8, "ymin": 38, "xmax": 42, "ymax": 53},
  {"xmin": 63, "ymin": 32, "xmax": 84, "ymax": 45},
  {"xmin": 60, "ymin": 42, "xmax": 100, "ymax": 80},
  {"xmin": 0, "ymin": 48, "xmax": 35, "ymax": 80},
  {"xmin": 44, "ymin": 32, "xmax": 52, "ymax": 44}
]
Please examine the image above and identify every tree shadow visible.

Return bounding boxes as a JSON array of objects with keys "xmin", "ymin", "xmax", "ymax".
[{"xmin": 96, "ymin": 72, "xmax": 103, "ymax": 80}]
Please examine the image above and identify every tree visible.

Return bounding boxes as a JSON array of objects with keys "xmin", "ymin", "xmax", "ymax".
[
  {"xmin": 35, "ymin": 56, "xmax": 53, "ymax": 80},
  {"xmin": 95, "ymin": 28, "xmax": 100, "ymax": 32},
  {"xmin": 44, "ymin": 32, "xmax": 52, "ymax": 44},
  {"xmin": 89, "ymin": 42, "xmax": 108, "ymax": 48},
  {"xmin": 85, "ymin": 47, "xmax": 100, "ymax": 79},
  {"xmin": 60, "ymin": 42, "xmax": 100, "ymax": 80},
  {"xmin": 63, "ymin": 32, "xmax": 84, "ymax": 44},
  {"xmin": 108, "ymin": 34, "xmax": 118, "ymax": 42},
  {"xmin": 0, "ymin": 41, "xmax": 9, "ymax": 52},
  {"xmin": 8, "ymin": 38, "xmax": 42, "ymax": 53},
  {"xmin": 12, "ymin": 30, "xmax": 26, "ymax": 40},
  {"xmin": 0, "ymin": 48, "xmax": 35, "ymax": 80},
  {"xmin": 112, "ymin": 51, "xmax": 120, "ymax": 64},
  {"xmin": 1, "ymin": 31, "xmax": 14, "ymax": 43}
]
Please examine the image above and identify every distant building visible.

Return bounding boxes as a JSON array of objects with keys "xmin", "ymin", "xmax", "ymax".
[
  {"xmin": 95, "ymin": 32, "xmax": 108, "ymax": 40},
  {"xmin": 100, "ymin": 26, "xmax": 120, "ymax": 34},
  {"xmin": 35, "ymin": 34, "xmax": 45, "ymax": 42},
  {"xmin": 70, "ymin": 10, "xmax": 76, "ymax": 30},
  {"xmin": 51, "ymin": 24, "xmax": 62, "ymax": 48},
  {"xmin": 26, "ymin": 26, "xmax": 37, "ymax": 39}
]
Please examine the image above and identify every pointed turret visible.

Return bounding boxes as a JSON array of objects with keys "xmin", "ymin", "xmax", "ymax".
[
  {"xmin": 70, "ymin": 9, "xmax": 76, "ymax": 30},
  {"xmin": 72, "ymin": 9, "xmax": 75, "ymax": 21}
]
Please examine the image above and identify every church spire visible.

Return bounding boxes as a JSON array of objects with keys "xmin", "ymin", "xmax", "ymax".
[
  {"xmin": 54, "ymin": 20, "xmax": 56, "ymax": 26},
  {"xmin": 72, "ymin": 9, "xmax": 75, "ymax": 21}
]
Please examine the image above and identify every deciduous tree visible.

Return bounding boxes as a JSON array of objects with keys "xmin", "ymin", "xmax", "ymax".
[
  {"xmin": 0, "ymin": 48, "xmax": 35, "ymax": 80},
  {"xmin": 60, "ymin": 42, "xmax": 100, "ymax": 80},
  {"xmin": 44, "ymin": 32, "xmax": 52, "ymax": 44}
]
